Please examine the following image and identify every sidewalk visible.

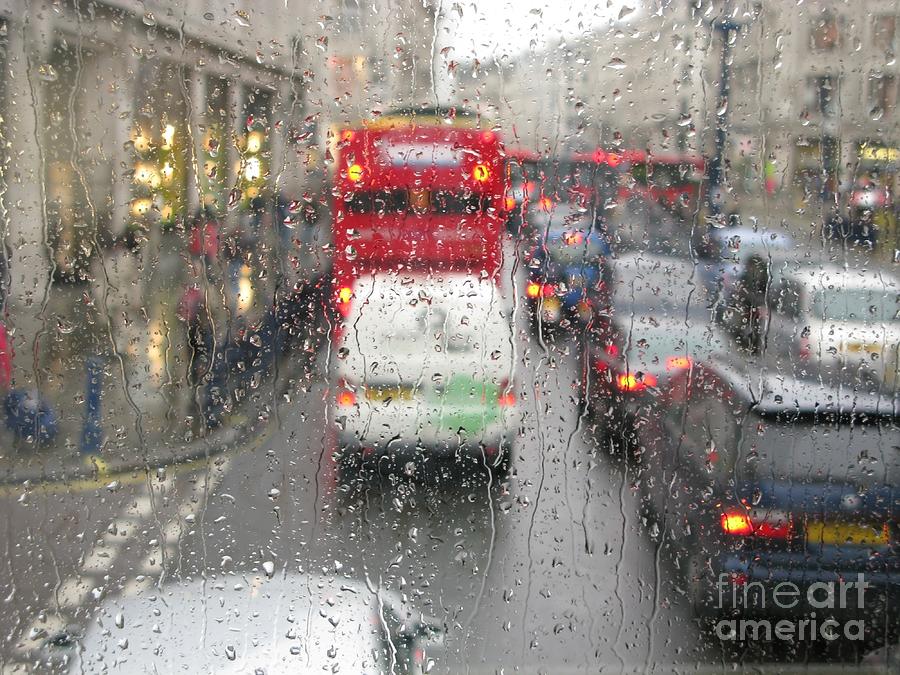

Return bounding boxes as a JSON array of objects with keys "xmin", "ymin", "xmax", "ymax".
[{"xmin": 0, "ymin": 229, "xmax": 325, "ymax": 487}]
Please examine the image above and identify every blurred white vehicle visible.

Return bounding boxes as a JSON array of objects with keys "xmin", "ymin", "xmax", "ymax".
[
  {"xmin": 765, "ymin": 264, "xmax": 900, "ymax": 381},
  {"xmin": 331, "ymin": 272, "xmax": 518, "ymax": 480},
  {"xmin": 38, "ymin": 573, "xmax": 442, "ymax": 674}
]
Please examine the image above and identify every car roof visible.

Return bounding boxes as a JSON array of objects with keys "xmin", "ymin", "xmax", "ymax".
[
  {"xmin": 69, "ymin": 572, "xmax": 415, "ymax": 673},
  {"xmin": 701, "ymin": 355, "xmax": 900, "ymax": 416},
  {"xmin": 776, "ymin": 263, "xmax": 900, "ymax": 292}
]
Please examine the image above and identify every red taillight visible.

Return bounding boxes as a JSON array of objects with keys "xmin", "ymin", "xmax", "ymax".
[
  {"xmin": 481, "ymin": 131, "xmax": 496, "ymax": 142},
  {"xmin": 505, "ymin": 196, "xmax": 516, "ymax": 210},
  {"xmin": 720, "ymin": 508, "xmax": 793, "ymax": 539},
  {"xmin": 341, "ymin": 129, "xmax": 355, "ymax": 142},
  {"xmin": 336, "ymin": 388, "xmax": 357, "ymax": 407},
  {"xmin": 615, "ymin": 372, "xmax": 657, "ymax": 392},
  {"xmin": 665, "ymin": 356, "xmax": 692, "ymax": 371},
  {"xmin": 606, "ymin": 344, "xmax": 620, "ymax": 357},
  {"xmin": 336, "ymin": 285, "xmax": 353, "ymax": 318},
  {"xmin": 497, "ymin": 392, "xmax": 516, "ymax": 407},
  {"xmin": 526, "ymin": 282, "xmax": 555, "ymax": 298},
  {"xmin": 606, "ymin": 153, "xmax": 621, "ymax": 167}
]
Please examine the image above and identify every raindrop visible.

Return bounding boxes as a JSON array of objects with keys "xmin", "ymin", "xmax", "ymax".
[
  {"xmin": 267, "ymin": 488, "xmax": 280, "ymax": 500},
  {"xmin": 262, "ymin": 560, "xmax": 275, "ymax": 577},
  {"xmin": 203, "ymin": 12, "xmax": 214, "ymax": 20},
  {"xmin": 716, "ymin": 100, "xmax": 728, "ymax": 116},
  {"xmin": 228, "ymin": 188, "xmax": 242, "ymax": 208},
  {"xmin": 142, "ymin": 12, "xmax": 156, "ymax": 27},
  {"xmin": 234, "ymin": 10, "xmax": 251, "ymax": 27},
  {"xmin": 225, "ymin": 645, "xmax": 237, "ymax": 661},
  {"xmin": 676, "ymin": 113, "xmax": 692, "ymax": 127},
  {"xmin": 606, "ymin": 57, "xmax": 626, "ymax": 70},
  {"xmin": 618, "ymin": 5, "xmax": 635, "ymax": 20},
  {"xmin": 344, "ymin": 245, "xmax": 358, "ymax": 261},
  {"xmin": 115, "ymin": 613, "xmax": 124, "ymax": 629},
  {"xmin": 37, "ymin": 64, "xmax": 58, "ymax": 82}
]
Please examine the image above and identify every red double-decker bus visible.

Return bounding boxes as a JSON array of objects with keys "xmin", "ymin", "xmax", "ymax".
[{"xmin": 332, "ymin": 111, "xmax": 507, "ymax": 316}]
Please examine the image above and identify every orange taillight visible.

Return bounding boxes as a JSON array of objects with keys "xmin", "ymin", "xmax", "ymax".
[
  {"xmin": 505, "ymin": 196, "xmax": 516, "ymax": 210},
  {"xmin": 473, "ymin": 163, "xmax": 491, "ymax": 182},
  {"xmin": 615, "ymin": 372, "xmax": 657, "ymax": 392},
  {"xmin": 665, "ymin": 356, "xmax": 692, "ymax": 371},
  {"xmin": 526, "ymin": 282, "xmax": 541, "ymax": 298},
  {"xmin": 336, "ymin": 285, "xmax": 353, "ymax": 317},
  {"xmin": 337, "ymin": 388, "xmax": 357, "ymax": 407},
  {"xmin": 720, "ymin": 510, "xmax": 754, "ymax": 536},
  {"xmin": 347, "ymin": 163, "xmax": 364, "ymax": 182}
]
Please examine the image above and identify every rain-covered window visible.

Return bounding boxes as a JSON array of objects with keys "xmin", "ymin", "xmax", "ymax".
[{"xmin": 0, "ymin": 1, "xmax": 898, "ymax": 672}]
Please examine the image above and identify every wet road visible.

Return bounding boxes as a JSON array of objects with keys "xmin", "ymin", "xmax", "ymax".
[{"xmin": 1, "ymin": 247, "xmax": 734, "ymax": 672}]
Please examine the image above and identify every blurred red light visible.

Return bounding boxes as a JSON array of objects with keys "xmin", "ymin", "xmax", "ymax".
[
  {"xmin": 605, "ymin": 344, "xmax": 619, "ymax": 357},
  {"xmin": 337, "ymin": 389, "xmax": 357, "ymax": 407}
]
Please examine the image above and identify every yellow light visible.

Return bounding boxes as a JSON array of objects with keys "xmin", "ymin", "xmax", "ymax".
[
  {"xmin": 526, "ymin": 282, "xmax": 541, "ymax": 298},
  {"xmin": 131, "ymin": 198, "xmax": 152, "ymax": 216},
  {"xmin": 337, "ymin": 286, "xmax": 353, "ymax": 304},
  {"xmin": 244, "ymin": 156, "xmax": 262, "ymax": 181},
  {"xmin": 246, "ymin": 131, "xmax": 263, "ymax": 154},
  {"xmin": 161, "ymin": 124, "xmax": 175, "ymax": 150},
  {"xmin": 132, "ymin": 128, "xmax": 152, "ymax": 154},
  {"xmin": 472, "ymin": 163, "xmax": 491, "ymax": 182},
  {"xmin": 160, "ymin": 162, "xmax": 174, "ymax": 182},
  {"xmin": 347, "ymin": 163, "xmax": 364, "ymax": 182},
  {"xmin": 160, "ymin": 204, "xmax": 173, "ymax": 221},
  {"xmin": 237, "ymin": 265, "xmax": 254, "ymax": 312}
]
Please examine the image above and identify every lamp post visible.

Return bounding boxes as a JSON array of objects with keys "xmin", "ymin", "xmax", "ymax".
[{"xmin": 706, "ymin": 18, "xmax": 743, "ymax": 219}]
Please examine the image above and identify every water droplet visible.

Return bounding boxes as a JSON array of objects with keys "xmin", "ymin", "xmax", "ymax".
[
  {"xmin": 606, "ymin": 57, "xmax": 626, "ymax": 70},
  {"xmin": 37, "ymin": 64, "xmax": 58, "ymax": 82},
  {"xmin": 203, "ymin": 12, "xmax": 214, "ymax": 21},
  {"xmin": 234, "ymin": 10, "xmax": 251, "ymax": 27},
  {"xmin": 115, "ymin": 613, "xmax": 125, "ymax": 629},
  {"xmin": 403, "ymin": 461, "xmax": 416, "ymax": 476},
  {"xmin": 267, "ymin": 487, "xmax": 280, "ymax": 500},
  {"xmin": 344, "ymin": 245, "xmax": 358, "ymax": 261},
  {"xmin": 156, "ymin": 467, "xmax": 166, "ymax": 481},
  {"xmin": 228, "ymin": 188, "xmax": 242, "ymax": 208},
  {"xmin": 225, "ymin": 645, "xmax": 237, "ymax": 661},
  {"xmin": 249, "ymin": 334, "xmax": 262, "ymax": 347},
  {"xmin": 262, "ymin": 560, "xmax": 275, "ymax": 577},
  {"xmin": 142, "ymin": 12, "xmax": 156, "ymax": 27}
]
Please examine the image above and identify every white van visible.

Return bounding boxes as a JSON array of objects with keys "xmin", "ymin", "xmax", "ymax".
[{"xmin": 331, "ymin": 271, "xmax": 518, "ymax": 481}]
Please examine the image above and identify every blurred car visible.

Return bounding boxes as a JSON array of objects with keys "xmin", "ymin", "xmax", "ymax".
[
  {"xmin": 37, "ymin": 572, "xmax": 442, "ymax": 673},
  {"xmin": 637, "ymin": 356, "xmax": 900, "ymax": 643},
  {"xmin": 764, "ymin": 264, "xmax": 900, "ymax": 380},
  {"xmin": 524, "ymin": 201, "xmax": 612, "ymax": 332},
  {"xmin": 582, "ymin": 311, "xmax": 725, "ymax": 459},
  {"xmin": 332, "ymin": 272, "xmax": 518, "ymax": 481}
]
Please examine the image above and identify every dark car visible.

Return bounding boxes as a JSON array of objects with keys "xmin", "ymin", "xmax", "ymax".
[
  {"xmin": 582, "ymin": 310, "xmax": 725, "ymax": 458},
  {"xmin": 524, "ymin": 202, "xmax": 612, "ymax": 333},
  {"xmin": 636, "ymin": 357, "xmax": 900, "ymax": 647}
]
